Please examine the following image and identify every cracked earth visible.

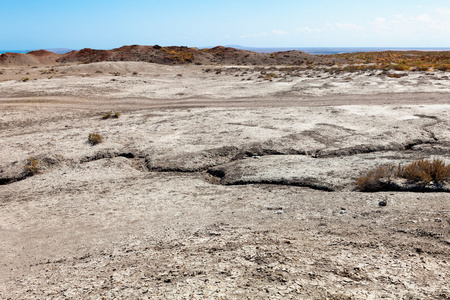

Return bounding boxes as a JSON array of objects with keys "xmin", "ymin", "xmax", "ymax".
[{"xmin": 1, "ymin": 62, "xmax": 450, "ymax": 299}]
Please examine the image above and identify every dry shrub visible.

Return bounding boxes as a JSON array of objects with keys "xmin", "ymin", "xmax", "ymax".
[
  {"xmin": 356, "ymin": 164, "xmax": 396, "ymax": 192},
  {"xmin": 102, "ymin": 111, "xmax": 120, "ymax": 119},
  {"xmin": 393, "ymin": 64, "xmax": 409, "ymax": 71},
  {"xmin": 388, "ymin": 73, "xmax": 402, "ymax": 78},
  {"xmin": 356, "ymin": 159, "xmax": 450, "ymax": 191},
  {"xmin": 416, "ymin": 65, "xmax": 430, "ymax": 72},
  {"xmin": 24, "ymin": 157, "xmax": 40, "ymax": 176},
  {"xmin": 436, "ymin": 64, "xmax": 450, "ymax": 71},
  {"xmin": 88, "ymin": 133, "xmax": 103, "ymax": 145},
  {"xmin": 399, "ymin": 158, "xmax": 450, "ymax": 184}
]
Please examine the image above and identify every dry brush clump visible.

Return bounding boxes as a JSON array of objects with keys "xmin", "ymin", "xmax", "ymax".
[
  {"xmin": 356, "ymin": 164, "xmax": 397, "ymax": 192},
  {"xmin": 356, "ymin": 158, "xmax": 450, "ymax": 191},
  {"xmin": 399, "ymin": 158, "xmax": 450, "ymax": 184},
  {"xmin": 102, "ymin": 112, "xmax": 121, "ymax": 119},
  {"xmin": 161, "ymin": 47, "xmax": 194, "ymax": 63},
  {"xmin": 24, "ymin": 157, "xmax": 40, "ymax": 176},
  {"xmin": 88, "ymin": 133, "xmax": 103, "ymax": 145}
]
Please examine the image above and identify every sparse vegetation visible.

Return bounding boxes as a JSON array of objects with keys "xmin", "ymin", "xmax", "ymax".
[
  {"xmin": 24, "ymin": 157, "xmax": 40, "ymax": 176},
  {"xmin": 399, "ymin": 158, "xmax": 450, "ymax": 184},
  {"xmin": 161, "ymin": 47, "xmax": 194, "ymax": 63},
  {"xmin": 22, "ymin": 77, "xmax": 30, "ymax": 82},
  {"xmin": 263, "ymin": 73, "xmax": 278, "ymax": 81},
  {"xmin": 356, "ymin": 164, "xmax": 397, "ymax": 192},
  {"xmin": 102, "ymin": 111, "xmax": 120, "ymax": 119},
  {"xmin": 102, "ymin": 112, "xmax": 112, "ymax": 119},
  {"xmin": 387, "ymin": 73, "xmax": 402, "ymax": 78},
  {"xmin": 88, "ymin": 133, "xmax": 103, "ymax": 145},
  {"xmin": 356, "ymin": 159, "xmax": 450, "ymax": 191},
  {"xmin": 323, "ymin": 51, "xmax": 450, "ymax": 72}
]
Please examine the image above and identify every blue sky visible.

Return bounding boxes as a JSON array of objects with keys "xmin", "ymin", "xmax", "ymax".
[{"xmin": 1, "ymin": 0, "xmax": 450, "ymax": 50}]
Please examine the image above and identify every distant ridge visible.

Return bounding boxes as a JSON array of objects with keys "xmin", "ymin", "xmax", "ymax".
[
  {"xmin": 2, "ymin": 44, "xmax": 450, "ymax": 67},
  {"xmin": 0, "ymin": 48, "xmax": 73, "ymax": 54},
  {"xmin": 54, "ymin": 45, "xmax": 328, "ymax": 65},
  {"xmin": 0, "ymin": 45, "xmax": 328, "ymax": 67},
  {"xmin": 4, "ymin": 46, "xmax": 450, "ymax": 56},
  {"xmin": 224, "ymin": 45, "xmax": 450, "ymax": 55}
]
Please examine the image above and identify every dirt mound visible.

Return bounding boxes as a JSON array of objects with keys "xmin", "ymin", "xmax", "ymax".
[
  {"xmin": 6, "ymin": 45, "xmax": 450, "ymax": 68},
  {"xmin": 60, "ymin": 48, "xmax": 111, "ymax": 63},
  {"xmin": 0, "ymin": 45, "xmax": 359, "ymax": 67},
  {"xmin": 0, "ymin": 50, "xmax": 61, "ymax": 66},
  {"xmin": 27, "ymin": 50, "xmax": 54, "ymax": 57},
  {"xmin": 55, "ymin": 45, "xmax": 331, "ymax": 66}
]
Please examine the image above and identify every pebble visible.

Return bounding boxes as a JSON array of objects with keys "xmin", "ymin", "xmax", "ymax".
[{"xmin": 379, "ymin": 200, "xmax": 387, "ymax": 207}]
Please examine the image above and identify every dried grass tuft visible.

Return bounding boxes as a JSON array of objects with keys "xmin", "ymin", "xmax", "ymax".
[
  {"xmin": 24, "ymin": 157, "xmax": 40, "ymax": 176},
  {"xmin": 88, "ymin": 133, "xmax": 103, "ymax": 145},
  {"xmin": 356, "ymin": 159, "xmax": 450, "ymax": 191}
]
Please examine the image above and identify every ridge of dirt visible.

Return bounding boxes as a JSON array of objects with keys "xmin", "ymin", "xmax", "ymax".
[{"xmin": 0, "ymin": 45, "xmax": 331, "ymax": 67}]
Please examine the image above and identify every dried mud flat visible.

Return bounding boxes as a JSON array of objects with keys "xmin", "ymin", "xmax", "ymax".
[{"xmin": 1, "ymin": 62, "xmax": 450, "ymax": 299}]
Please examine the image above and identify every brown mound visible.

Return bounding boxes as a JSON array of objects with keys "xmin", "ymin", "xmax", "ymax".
[
  {"xmin": 0, "ymin": 50, "xmax": 62, "ymax": 66},
  {"xmin": 60, "ymin": 48, "xmax": 111, "ymax": 63},
  {"xmin": 2, "ymin": 44, "xmax": 332, "ymax": 67},
  {"xmin": 27, "ymin": 50, "xmax": 54, "ymax": 56},
  {"xmin": 56, "ymin": 45, "xmax": 331, "ymax": 66}
]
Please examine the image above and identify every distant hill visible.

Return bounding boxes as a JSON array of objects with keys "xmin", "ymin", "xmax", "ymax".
[
  {"xmin": 0, "ymin": 45, "xmax": 328, "ymax": 67},
  {"xmin": 0, "ymin": 48, "xmax": 73, "ymax": 55},
  {"xmin": 5, "ymin": 44, "xmax": 450, "ymax": 68},
  {"xmin": 55, "ymin": 45, "xmax": 327, "ymax": 66}
]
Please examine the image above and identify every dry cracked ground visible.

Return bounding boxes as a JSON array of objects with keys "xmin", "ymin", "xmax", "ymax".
[{"xmin": 1, "ymin": 62, "xmax": 450, "ymax": 299}]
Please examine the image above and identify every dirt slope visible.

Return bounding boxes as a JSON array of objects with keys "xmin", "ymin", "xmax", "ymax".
[
  {"xmin": 1, "ymin": 45, "xmax": 328, "ymax": 67},
  {"xmin": 0, "ymin": 50, "xmax": 61, "ymax": 66}
]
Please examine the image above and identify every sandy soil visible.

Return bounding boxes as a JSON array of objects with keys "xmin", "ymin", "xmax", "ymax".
[{"xmin": 1, "ymin": 62, "xmax": 450, "ymax": 299}]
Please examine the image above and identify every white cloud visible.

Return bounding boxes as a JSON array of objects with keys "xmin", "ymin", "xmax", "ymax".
[
  {"xmin": 271, "ymin": 29, "xmax": 288, "ymax": 35},
  {"xmin": 335, "ymin": 22, "xmax": 364, "ymax": 31},
  {"xmin": 416, "ymin": 14, "xmax": 431, "ymax": 21},
  {"xmin": 370, "ymin": 17, "xmax": 389, "ymax": 30},
  {"xmin": 240, "ymin": 32, "xmax": 268, "ymax": 38},
  {"xmin": 436, "ymin": 8, "xmax": 450, "ymax": 14},
  {"xmin": 296, "ymin": 26, "xmax": 322, "ymax": 33},
  {"xmin": 240, "ymin": 30, "xmax": 290, "ymax": 39},
  {"xmin": 368, "ymin": 11, "xmax": 450, "ymax": 38}
]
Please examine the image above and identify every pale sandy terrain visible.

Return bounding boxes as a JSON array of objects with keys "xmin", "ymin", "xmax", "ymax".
[{"xmin": 1, "ymin": 62, "xmax": 450, "ymax": 299}]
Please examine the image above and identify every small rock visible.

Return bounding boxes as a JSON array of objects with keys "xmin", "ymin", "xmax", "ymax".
[
  {"xmin": 379, "ymin": 200, "xmax": 387, "ymax": 207},
  {"xmin": 267, "ymin": 207, "xmax": 282, "ymax": 211}
]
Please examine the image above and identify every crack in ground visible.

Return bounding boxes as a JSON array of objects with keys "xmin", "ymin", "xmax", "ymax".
[
  {"xmin": 207, "ymin": 176, "xmax": 335, "ymax": 192},
  {"xmin": 2, "ymin": 128, "xmax": 448, "ymax": 192}
]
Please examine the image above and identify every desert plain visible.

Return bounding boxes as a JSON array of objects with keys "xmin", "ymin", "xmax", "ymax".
[{"xmin": 1, "ymin": 49, "xmax": 450, "ymax": 299}]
